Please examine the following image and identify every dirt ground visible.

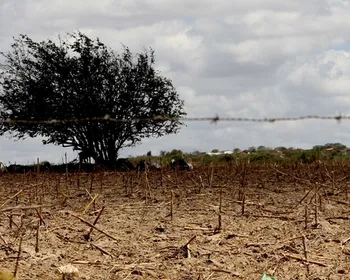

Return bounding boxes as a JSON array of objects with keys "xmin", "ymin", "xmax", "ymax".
[{"xmin": 0, "ymin": 163, "xmax": 350, "ymax": 280}]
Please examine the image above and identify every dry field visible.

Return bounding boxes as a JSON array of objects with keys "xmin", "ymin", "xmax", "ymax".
[{"xmin": 1, "ymin": 162, "xmax": 350, "ymax": 280}]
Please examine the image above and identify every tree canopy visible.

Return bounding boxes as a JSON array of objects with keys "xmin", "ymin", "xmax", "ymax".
[{"xmin": 0, "ymin": 32, "xmax": 186, "ymax": 168}]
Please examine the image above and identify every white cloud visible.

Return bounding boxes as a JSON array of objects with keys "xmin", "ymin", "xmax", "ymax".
[
  {"xmin": 2, "ymin": 0, "xmax": 350, "ymax": 163},
  {"xmin": 285, "ymin": 51, "xmax": 350, "ymax": 96}
]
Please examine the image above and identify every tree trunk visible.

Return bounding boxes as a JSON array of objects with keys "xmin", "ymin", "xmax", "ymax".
[{"xmin": 106, "ymin": 144, "xmax": 117, "ymax": 169}]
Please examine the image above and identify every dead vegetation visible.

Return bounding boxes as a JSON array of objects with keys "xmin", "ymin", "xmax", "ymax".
[{"xmin": 0, "ymin": 161, "xmax": 350, "ymax": 279}]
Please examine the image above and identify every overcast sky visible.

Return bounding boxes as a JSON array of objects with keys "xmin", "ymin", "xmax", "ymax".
[{"xmin": 1, "ymin": 0, "xmax": 350, "ymax": 164}]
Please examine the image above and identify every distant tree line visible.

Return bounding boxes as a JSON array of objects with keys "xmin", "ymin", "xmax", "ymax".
[{"xmin": 130, "ymin": 143, "xmax": 350, "ymax": 165}]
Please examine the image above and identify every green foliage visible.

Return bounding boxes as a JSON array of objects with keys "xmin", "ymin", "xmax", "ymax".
[
  {"xmin": 299, "ymin": 150, "xmax": 318, "ymax": 164},
  {"xmin": 248, "ymin": 146, "xmax": 256, "ymax": 152},
  {"xmin": 324, "ymin": 142, "xmax": 346, "ymax": 150},
  {"xmin": 201, "ymin": 154, "xmax": 213, "ymax": 165},
  {"xmin": 198, "ymin": 153, "xmax": 234, "ymax": 165},
  {"xmin": 249, "ymin": 150, "xmax": 282, "ymax": 163},
  {"xmin": 0, "ymin": 32, "xmax": 186, "ymax": 168},
  {"xmin": 217, "ymin": 154, "xmax": 234, "ymax": 163},
  {"xmin": 156, "ymin": 142, "xmax": 350, "ymax": 167},
  {"xmin": 127, "ymin": 142, "xmax": 350, "ymax": 168},
  {"xmin": 312, "ymin": 145, "xmax": 324, "ymax": 151},
  {"xmin": 168, "ymin": 149, "xmax": 184, "ymax": 159}
]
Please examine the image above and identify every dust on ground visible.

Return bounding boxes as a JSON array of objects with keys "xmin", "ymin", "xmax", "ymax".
[{"xmin": 0, "ymin": 163, "xmax": 349, "ymax": 279}]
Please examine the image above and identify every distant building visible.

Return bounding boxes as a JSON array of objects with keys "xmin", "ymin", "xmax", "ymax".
[{"xmin": 207, "ymin": 150, "xmax": 233, "ymax": 156}]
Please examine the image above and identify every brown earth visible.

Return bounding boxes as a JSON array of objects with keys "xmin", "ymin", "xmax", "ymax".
[{"xmin": 0, "ymin": 162, "xmax": 350, "ymax": 280}]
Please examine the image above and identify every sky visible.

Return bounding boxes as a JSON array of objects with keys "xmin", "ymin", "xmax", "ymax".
[{"xmin": 1, "ymin": 0, "xmax": 350, "ymax": 164}]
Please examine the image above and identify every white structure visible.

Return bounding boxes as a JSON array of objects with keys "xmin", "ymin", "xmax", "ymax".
[{"xmin": 207, "ymin": 150, "xmax": 233, "ymax": 156}]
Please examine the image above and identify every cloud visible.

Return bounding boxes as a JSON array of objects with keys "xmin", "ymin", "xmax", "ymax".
[
  {"xmin": 277, "ymin": 50, "xmax": 350, "ymax": 116},
  {"xmin": 2, "ymin": 0, "xmax": 350, "ymax": 164}
]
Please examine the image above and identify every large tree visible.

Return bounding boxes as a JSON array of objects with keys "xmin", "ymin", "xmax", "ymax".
[{"xmin": 0, "ymin": 32, "xmax": 186, "ymax": 168}]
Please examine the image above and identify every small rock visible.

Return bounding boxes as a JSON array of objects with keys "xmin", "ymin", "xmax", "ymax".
[{"xmin": 155, "ymin": 223, "xmax": 165, "ymax": 233}]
